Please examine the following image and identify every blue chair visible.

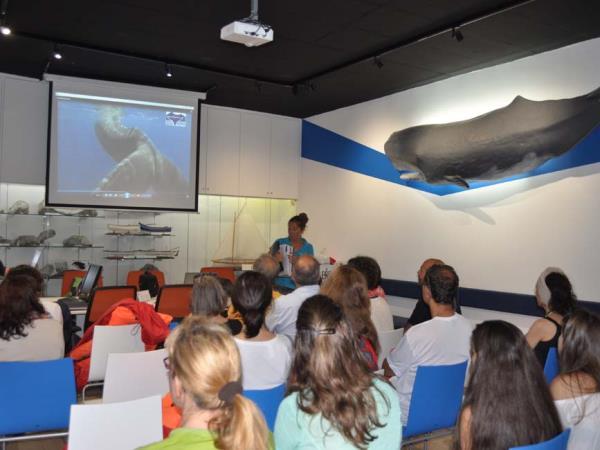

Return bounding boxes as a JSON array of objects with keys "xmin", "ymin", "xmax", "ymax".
[
  {"xmin": 0, "ymin": 358, "xmax": 77, "ymax": 444},
  {"xmin": 243, "ymin": 384, "xmax": 286, "ymax": 431},
  {"xmin": 509, "ymin": 429, "xmax": 571, "ymax": 450},
  {"xmin": 403, "ymin": 360, "xmax": 468, "ymax": 444},
  {"xmin": 544, "ymin": 347, "xmax": 560, "ymax": 384}
]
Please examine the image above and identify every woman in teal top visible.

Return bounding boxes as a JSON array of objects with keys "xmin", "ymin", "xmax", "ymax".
[
  {"xmin": 274, "ymin": 295, "xmax": 402, "ymax": 450},
  {"xmin": 270, "ymin": 212, "xmax": 314, "ymax": 291},
  {"xmin": 141, "ymin": 316, "xmax": 270, "ymax": 450}
]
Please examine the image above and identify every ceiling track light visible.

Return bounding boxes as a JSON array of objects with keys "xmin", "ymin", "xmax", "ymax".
[
  {"xmin": 374, "ymin": 56, "xmax": 384, "ymax": 69},
  {"xmin": 52, "ymin": 44, "xmax": 62, "ymax": 60},
  {"xmin": 165, "ymin": 63, "xmax": 173, "ymax": 78},
  {"xmin": 0, "ymin": 0, "xmax": 11, "ymax": 36},
  {"xmin": 452, "ymin": 26, "xmax": 464, "ymax": 42}
]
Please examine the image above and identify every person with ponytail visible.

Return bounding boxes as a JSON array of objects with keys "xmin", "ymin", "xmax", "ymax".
[
  {"xmin": 141, "ymin": 316, "xmax": 270, "ymax": 450},
  {"xmin": 232, "ymin": 271, "xmax": 292, "ymax": 389},
  {"xmin": 275, "ymin": 294, "xmax": 401, "ymax": 449},
  {"xmin": 270, "ymin": 212, "xmax": 314, "ymax": 292},
  {"xmin": 526, "ymin": 268, "xmax": 577, "ymax": 365}
]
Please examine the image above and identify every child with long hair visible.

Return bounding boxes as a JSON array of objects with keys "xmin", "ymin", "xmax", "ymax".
[
  {"xmin": 320, "ymin": 265, "xmax": 380, "ymax": 370},
  {"xmin": 457, "ymin": 321, "xmax": 562, "ymax": 450},
  {"xmin": 551, "ymin": 308, "xmax": 600, "ymax": 449},
  {"xmin": 141, "ymin": 316, "xmax": 270, "ymax": 450},
  {"xmin": 275, "ymin": 294, "xmax": 401, "ymax": 449}
]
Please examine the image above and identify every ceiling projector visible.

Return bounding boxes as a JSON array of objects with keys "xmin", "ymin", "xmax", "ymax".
[{"xmin": 221, "ymin": 20, "xmax": 274, "ymax": 47}]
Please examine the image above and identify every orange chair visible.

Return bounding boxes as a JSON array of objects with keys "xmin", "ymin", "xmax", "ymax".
[
  {"xmin": 154, "ymin": 284, "xmax": 193, "ymax": 319},
  {"xmin": 61, "ymin": 270, "xmax": 104, "ymax": 296},
  {"xmin": 200, "ymin": 267, "xmax": 236, "ymax": 282},
  {"xmin": 84, "ymin": 286, "xmax": 137, "ymax": 330},
  {"xmin": 126, "ymin": 270, "xmax": 166, "ymax": 289}
]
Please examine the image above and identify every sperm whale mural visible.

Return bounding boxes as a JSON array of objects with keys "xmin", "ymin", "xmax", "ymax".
[
  {"xmin": 384, "ymin": 87, "xmax": 600, "ymax": 188},
  {"xmin": 94, "ymin": 106, "xmax": 189, "ymax": 193}
]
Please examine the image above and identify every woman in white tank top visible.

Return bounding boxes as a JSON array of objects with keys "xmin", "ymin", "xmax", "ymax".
[{"xmin": 551, "ymin": 309, "xmax": 600, "ymax": 449}]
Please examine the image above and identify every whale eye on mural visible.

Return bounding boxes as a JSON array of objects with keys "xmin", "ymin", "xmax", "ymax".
[{"xmin": 384, "ymin": 87, "xmax": 600, "ymax": 191}]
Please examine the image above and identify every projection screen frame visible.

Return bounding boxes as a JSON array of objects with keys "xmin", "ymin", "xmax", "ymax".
[{"xmin": 44, "ymin": 75, "xmax": 204, "ymax": 213}]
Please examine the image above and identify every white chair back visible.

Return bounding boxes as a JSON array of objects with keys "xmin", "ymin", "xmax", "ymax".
[
  {"xmin": 378, "ymin": 328, "xmax": 404, "ymax": 369},
  {"xmin": 103, "ymin": 349, "xmax": 169, "ymax": 404},
  {"xmin": 68, "ymin": 395, "xmax": 162, "ymax": 450},
  {"xmin": 88, "ymin": 324, "xmax": 144, "ymax": 382}
]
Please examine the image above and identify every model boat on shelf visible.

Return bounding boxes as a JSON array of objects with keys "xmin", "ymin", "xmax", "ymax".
[{"xmin": 212, "ymin": 203, "xmax": 268, "ymax": 266}]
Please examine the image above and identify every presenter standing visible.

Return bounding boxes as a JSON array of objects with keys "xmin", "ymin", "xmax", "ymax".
[{"xmin": 270, "ymin": 213, "xmax": 314, "ymax": 292}]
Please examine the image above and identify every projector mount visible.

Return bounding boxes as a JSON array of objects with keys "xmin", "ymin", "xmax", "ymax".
[{"xmin": 221, "ymin": 0, "xmax": 274, "ymax": 47}]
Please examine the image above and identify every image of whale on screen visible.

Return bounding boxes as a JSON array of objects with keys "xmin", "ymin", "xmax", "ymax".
[{"xmin": 384, "ymin": 87, "xmax": 600, "ymax": 189}]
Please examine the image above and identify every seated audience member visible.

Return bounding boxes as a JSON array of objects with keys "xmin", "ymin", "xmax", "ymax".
[
  {"xmin": 321, "ymin": 265, "xmax": 380, "ymax": 370},
  {"xmin": 275, "ymin": 295, "xmax": 401, "ymax": 449},
  {"xmin": 232, "ymin": 271, "xmax": 292, "ymax": 389},
  {"xmin": 0, "ymin": 272, "xmax": 64, "ymax": 361},
  {"xmin": 551, "ymin": 309, "xmax": 600, "ymax": 449},
  {"xmin": 142, "ymin": 316, "xmax": 269, "ymax": 450},
  {"xmin": 191, "ymin": 275, "xmax": 242, "ymax": 335},
  {"xmin": 0, "ymin": 259, "xmax": 5, "ymax": 277},
  {"xmin": 347, "ymin": 256, "xmax": 394, "ymax": 335},
  {"xmin": 384, "ymin": 264, "xmax": 471, "ymax": 425},
  {"xmin": 253, "ymin": 253, "xmax": 283, "ymax": 299},
  {"xmin": 4, "ymin": 264, "xmax": 44, "ymax": 294},
  {"xmin": 265, "ymin": 255, "xmax": 320, "ymax": 338},
  {"xmin": 457, "ymin": 321, "xmax": 562, "ymax": 450},
  {"xmin": 405, "ymin": 257, "xmax": 465, "ymax": 332},
  {"xmin": 526, "ymin": 267, "xmax": 577, "ymax": 366}
]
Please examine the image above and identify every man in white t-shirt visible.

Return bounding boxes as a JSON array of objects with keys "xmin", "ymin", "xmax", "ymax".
[
  {"xmin": 383, "ymin": 264, "xmax": 472, "ymax": 425},
  {"xmin": 265, "ymin": 255, "xmax": 320, "ymax": 338}
]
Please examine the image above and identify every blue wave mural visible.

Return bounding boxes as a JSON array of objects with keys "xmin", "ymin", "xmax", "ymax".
[{"xmin": 302, "ymin": 121, "xmax": 600, "ymax": 196}]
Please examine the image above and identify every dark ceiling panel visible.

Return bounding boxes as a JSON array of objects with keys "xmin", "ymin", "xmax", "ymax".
[{"xmin": 0, "ymin": 0, "xmax": 598, "ymax": 117}]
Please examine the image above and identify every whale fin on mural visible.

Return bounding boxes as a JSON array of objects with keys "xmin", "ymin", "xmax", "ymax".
[{"xmin": 384, "ymin": 86, "xmax": 600, "ymax": 188}]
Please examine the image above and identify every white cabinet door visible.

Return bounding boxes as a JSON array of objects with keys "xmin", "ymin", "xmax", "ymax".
[
  {"xmin": 0, "ymin": 77, "xmax": 49, "ymax": 184},
  {"xmin": 239, "ymin": 112, "xmax": 270, "ymax": 198},
  {"xmin": 269, "ymin": 117, "xmax": 301, "ymax": 199},
  {"xmin": 204, "ymin": 107, "xmax": 240, "ymax": 196}
]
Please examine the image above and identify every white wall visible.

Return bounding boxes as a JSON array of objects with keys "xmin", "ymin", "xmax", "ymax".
[{"xmin": 299, "ymin": 38, "xmax": 600, "ymax": 301}]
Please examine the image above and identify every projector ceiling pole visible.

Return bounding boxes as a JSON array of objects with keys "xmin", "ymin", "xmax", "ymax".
[{"xmin": 250, "ymin": 0, "xmax": 259, "ymax": 20}]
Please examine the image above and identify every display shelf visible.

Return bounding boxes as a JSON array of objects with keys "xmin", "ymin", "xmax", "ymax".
[
  {"xmin": 0, "ymin": 244, "xmax": 103, "ymax": 248},
  {"xmin": 0, "ymin": 212, "xmax": 105, "ymax": 218},
  {"xmin": 105, "ymin": 232, "xmax": 174, "ymax": 237},
  {"xmin": 104, "ymin": 255, "xmax": 176, "ymax": 261}
]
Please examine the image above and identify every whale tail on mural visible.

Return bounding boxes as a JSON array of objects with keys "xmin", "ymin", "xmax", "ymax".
[{"xmin": 384, "ymin": 86, "xmax": 600, "ymax": 188}]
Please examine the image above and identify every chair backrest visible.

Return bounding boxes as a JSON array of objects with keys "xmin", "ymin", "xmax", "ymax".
[
  {"xmin": 88, "ymin": 324, "xmax": 145, "ymax": 383},
  {"xmin": 378, "ymin": 328, "xmax": 404, "ymax": 369},
  {"xmin": 243, "ymin": 384, "xmax": 286, "ymax": 431},
  {"xmin": 509, "ymin": 429, "xmax": 571, "ymax": 450},
  {"xmin": 155, "ymin": 284, "xmax": 193, "ymax": 318},
  {"xmin": 200, "ymin": 266, "xmax": 236, "ymax": 282},
  {"xmin": 0, "ymin": 358, "xmax": 77, "ymax": 436},
  {"xmin": 68, "ymin": 395, "xmax": 163, "ymax": 450},
  {"xmin": 85, "ymin": 285, "xmax": 137, "ymax": 329},
  {"xmin": 103, "ymin": 349, "xmax": 169, "ymax": 404},
  {"xmin": 126, "ymin": 270, "xmax": 166, "ymax": 289},
  {"xmin": 544, "ymin": 347, "xmax": 560, "ymax": 384},
  {"xmin": 62, "ymin": 270, "xmax": 104, "ymax": 296},
  {"xmin": 404, "ymin": 360, "xmax": 468, "ymax": 438}
]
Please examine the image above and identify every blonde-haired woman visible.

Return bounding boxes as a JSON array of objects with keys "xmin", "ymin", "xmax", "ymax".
[{"xmin": 141, "ymin": 316, "xmax": 269, "ymax": 450}]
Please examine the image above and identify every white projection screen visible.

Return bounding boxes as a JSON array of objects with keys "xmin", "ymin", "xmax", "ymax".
[{"xmin": 45, "ymin": 75, "xmax": 204, "ymax": 211}]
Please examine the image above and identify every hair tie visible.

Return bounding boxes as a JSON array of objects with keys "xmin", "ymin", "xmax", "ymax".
[{"xmin": 218, "ymin": 381, "xmax": 243, "ymax": 404}]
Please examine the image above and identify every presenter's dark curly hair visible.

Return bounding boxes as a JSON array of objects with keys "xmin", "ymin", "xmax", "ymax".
[
  {"xmin": 0, "ymin": 273, "xmax": 46, "ymax": 340},
  {"xmin": 456, "ymin": 321, "xmax": 562, "ymax": 449},
  {"xmin": 232, "ymin": 271, "xmax": 272, "ymax": 339},
  {"xmin": 288, "ymin": 295, "xmax": 390, "ymax": 449},
  {"xmin": 289, "ymin": 212, "xmax": 309, "ymax": 231}
]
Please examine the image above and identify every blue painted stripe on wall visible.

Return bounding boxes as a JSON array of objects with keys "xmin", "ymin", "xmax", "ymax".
[
  {"xmin": 302, "ymin": 121, "xmax": 600, "ymax": 196},
  {"xmin": 380, "ymin": 278, "xmax": 600, "ymax": 317}
]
